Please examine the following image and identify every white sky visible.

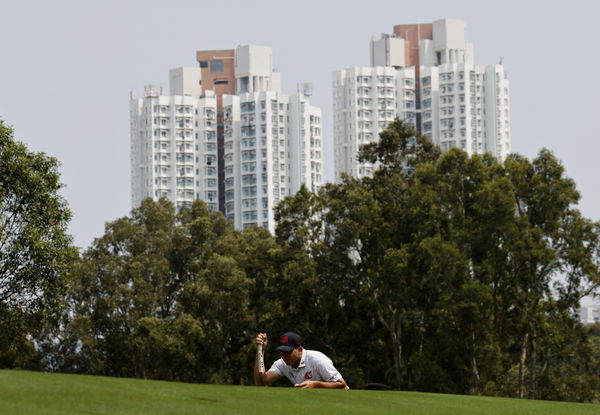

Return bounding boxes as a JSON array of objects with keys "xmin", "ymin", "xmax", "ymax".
[{"xmin": 1, "ymin": 1, "xmax": 599, "ymax": 300}]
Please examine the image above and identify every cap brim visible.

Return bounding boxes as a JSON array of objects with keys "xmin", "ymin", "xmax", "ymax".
[{"xmin": 275, "ymin": 345, "xmax": 295, "ymax": 352}]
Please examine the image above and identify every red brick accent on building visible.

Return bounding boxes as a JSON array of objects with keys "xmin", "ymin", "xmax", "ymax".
[
  {"xmin": 196, "ymin": 49, "xmax": 236, "ymax": 110},
  {"xmin": 392, "ymin": 23, "xmax": 433, "ymax": 75}
]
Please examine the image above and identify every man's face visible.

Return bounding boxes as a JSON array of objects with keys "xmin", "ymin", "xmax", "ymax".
[{"xmin": 279, "ymin": 346, "xmax": 303, "ymax": 368}]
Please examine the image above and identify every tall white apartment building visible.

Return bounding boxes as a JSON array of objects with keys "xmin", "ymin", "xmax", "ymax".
[
  {"xmin": 333, "ymin": 18, "xmax": 511, "ymax": 180},
  {"xmin": 288, "ymin": 84, "xmax": 323, "ymax": 194},
  {"xmin": 222, "ymin": 47, "xmax": 322, "ymax": 231},
  {"xmin": 579, "ymin": 306, "xmax": 600, "ymax": 324},
  {"xmin": 333, "ymin": 66, "xmax": 416, "ymax": 179},
  {"xmin": 419, "ymin": 63, "xmax": 510, "ymax": 157},
  {"xmin": 131, "ymin": 46, "xmax": 323, "ymax": 233},
  {"xmin": 130, "ymin": 67, "xmax": 219, "ymax": 211}
]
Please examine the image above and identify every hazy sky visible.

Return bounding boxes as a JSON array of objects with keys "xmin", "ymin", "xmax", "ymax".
[{"xmin": 1, "ymin": 1, "xmax": 599, "ymax": 266}]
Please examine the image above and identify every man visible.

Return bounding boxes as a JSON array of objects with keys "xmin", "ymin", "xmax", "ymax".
[{"xmin": 254, "ymin": 331, "xmax": 349, "ymax": 389}]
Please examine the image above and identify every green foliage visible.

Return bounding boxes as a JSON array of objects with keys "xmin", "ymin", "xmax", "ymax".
[
  {"xmin": 0, "ymin": 120, "xmax": 76, "ymax": 368},
  {"xmin": 273, "ymin": 119, "xmax": 600, "ymax": 400},
  {"xmin": 43, "ymin": 198, "xmax": 250, "ymax": 383},
  {"xmin": 33, "ymin": 118, "xmax": 600, "ymax": 403}
]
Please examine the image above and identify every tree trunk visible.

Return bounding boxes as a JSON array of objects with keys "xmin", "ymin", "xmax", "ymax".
[
  {"xmin": 378, "ymin": 307, "xmax": 403, "ymax": 388},
  {"xmin": 528, "ymin": 329, "xmax": 537, "ymax": 400},
  {"xmin": 470, "ymin": 330, "xmax": 482, "ymax": 394},
  {"xmin": 518, "ymin": 331, "xmax": 529, "ymax": 399},
  {"xmin": 418, "ymin": 311, "xmax": 425, "ymax": 354},
  {"xmin": 391, "ymin": 334, "xmax": 402, "ymax": 386}
]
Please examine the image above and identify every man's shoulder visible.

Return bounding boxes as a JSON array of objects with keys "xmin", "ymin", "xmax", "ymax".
[
  {"xmin": 270, "ymin": 358, "xmax": 287, "ymax": 371},
  {"xmin": 305, "ymin": 349, "xmax": 332, "ymax": 363}
]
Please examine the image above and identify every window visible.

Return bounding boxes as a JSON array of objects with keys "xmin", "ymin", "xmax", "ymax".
[
  {"xmin": 241, "ymin": 102, "xmax": 256, "ymax": 113},
  {"xmin": 205, "ymin": 191, "xmax": 216, "ymax": 202},
  {"xmin": 214, "ymin": 80, "xmax": 229, "ymax": 85},
  {"xmin": 199, "ymin": 61, "xmax": 208, "ymax": 68},
  {"xmin": 210, "ymin": 60, "xmax": 223, "ymax": 73},
  {"xmin": 242, "ymin": 174, "xmax": 257, "ymax": 185},
  {"xmin": 243, "ymin": 211, "xmax": 257, "ymax": 221},
  {"xmin": 243, "ymin": 162, "xmax": 256, "ymax": 172},
  {"xmin": 242, "ymin": 198, "xmax": 257, "ymax": 209},
  {"xmin": 242, "ymin": 150, "xmax": 256, "ymax": 161},
  {"xmin": 243, "ymin": 186, "xmax": 257, "ymax": 197}
]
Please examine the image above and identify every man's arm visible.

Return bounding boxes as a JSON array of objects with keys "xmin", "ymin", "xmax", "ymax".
[
  {"xmin": 295, "ymin": 351, "xmax": 349, "ymax": 389},
  {"xmin": 253, "ymin": 332, "xmax": 282, "ymax": 386},
  {"xmin": 294, "ymin": 378, "xmax": 349, "ymax": 389}
]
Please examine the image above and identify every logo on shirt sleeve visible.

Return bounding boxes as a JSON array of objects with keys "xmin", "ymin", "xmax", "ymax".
[{"xmin": 304, "ymin": 371, "xmax": 313, "ymax": 380}]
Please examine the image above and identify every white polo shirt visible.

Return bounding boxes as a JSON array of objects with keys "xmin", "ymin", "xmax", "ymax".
[{"xmin": 269, "ymin": 349, "xmax": 343, "ymax": 385}]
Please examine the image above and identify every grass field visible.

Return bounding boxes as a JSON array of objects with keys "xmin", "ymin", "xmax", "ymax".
[{"xmin": 0, "ymin": 369, "xmax": 598, "ymax": 415}]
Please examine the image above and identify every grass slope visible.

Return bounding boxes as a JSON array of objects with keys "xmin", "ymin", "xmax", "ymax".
[{"xmin": 0, "ymin": 370, "xmax": 598, "ymax": 415}]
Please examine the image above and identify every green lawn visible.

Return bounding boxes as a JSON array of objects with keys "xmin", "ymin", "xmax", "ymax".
[{"xmin": 0, "ymin": 369, "xmax": 597, "ymax": 415}]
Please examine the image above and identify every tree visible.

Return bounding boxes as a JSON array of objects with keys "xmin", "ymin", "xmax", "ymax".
[
  {"xmin": 48, "ymin": 198, "xmax": 197, "ymax": 378},
  {"xmin": 47, "ymin": 198, "xmax": 261, "ymax": 384},
  {"xmin": 275, "ymin": 119, "xmax": 600, "ymax": 399},
  {"xmin": 497, "ymin": 151, "xmax": 600, "ymax": 399},
  {"xmin": 0, "ymin": 119, "xmax": 76, "ymax": 368},
  {"xmin": 32, "ymin": 116, "xmax": 599, "ymax": 400}
]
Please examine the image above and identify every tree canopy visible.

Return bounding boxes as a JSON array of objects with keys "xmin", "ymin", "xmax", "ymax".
[
  {"xmin": 0, "ymin": 120, "xmax": 76, "ymax": 368},
  {"xmin": 15, "ymin": 118, "xmax": 600, "ymax": 402},
  {"xmin": 273, "ymin": 119, "xmax": 600, "ymax": 399}
]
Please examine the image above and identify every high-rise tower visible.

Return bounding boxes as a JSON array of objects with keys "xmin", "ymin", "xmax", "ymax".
[
  {"xmin": 131, "ymin": 46, "xmax": 323, "ymax": 233},
  {"xmin": 130, "ymin": 68, "xmax": 218, "ymax": 211},
  {"xmin": 222, "ymin": 45, "xmax": 322, "ymax": 231},
  {"xmin": 334, "ymin": 18, "xmax": 510, "ymax": 181}
]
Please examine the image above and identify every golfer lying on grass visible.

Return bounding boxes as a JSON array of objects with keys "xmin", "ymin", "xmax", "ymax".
[{"xmin": 254, "ymin": 331, "xmax": 349, "ymax": 389}]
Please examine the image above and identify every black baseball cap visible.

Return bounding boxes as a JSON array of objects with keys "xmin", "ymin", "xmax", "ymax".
[{"xmin": 275, "ymin": 332, "xmax": 303, "ymax": 352}]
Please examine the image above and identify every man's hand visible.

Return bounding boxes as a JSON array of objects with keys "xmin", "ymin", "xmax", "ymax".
[
  {"xmin": 294, "ymin": 379, "xmax": 350, "ymax": 389},
  {"xmin": 256, "ymin": 332, "xmax": 268, "ymax": 348},
  {"xmin": 254, "ymin": 333, "xmax": 281, "ymax": 387}
]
